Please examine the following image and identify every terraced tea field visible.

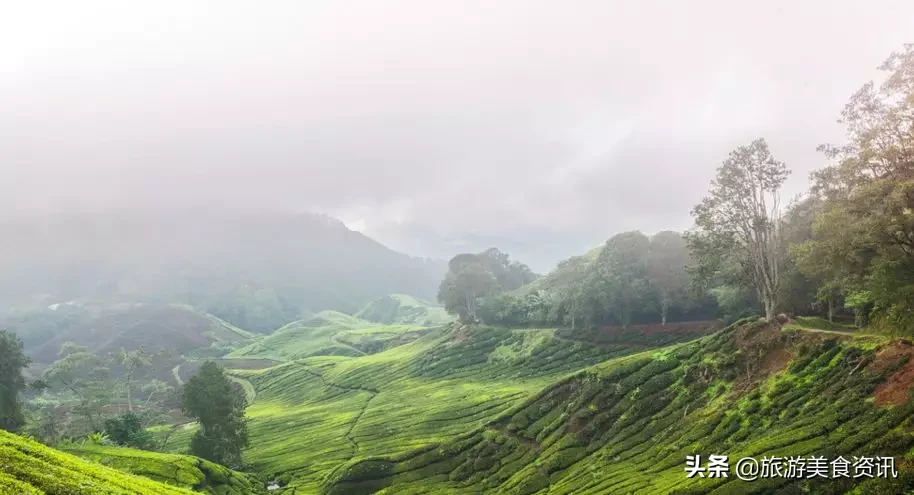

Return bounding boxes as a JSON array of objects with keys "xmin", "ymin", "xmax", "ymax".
[
  {"xmin": 170, "ymin": 323, "xmax": 708, "ymax": 492},
  {"xmin": 325, "ymin": 320, "xmax": 914, "ymax": 494},
  {"xmin": 0, "ymin": 429, "xmax": 220, "ymax": 494},
  {"xmin": 226, "ymin": 311, "xmax": 428, "ymax": 361},
  {"xmin": 61, "ymin": 443, "xmax": 263, "ymax": 494},
  {"xmin": 355, "ymin": 293, "xmax": 452, "ymax": 327}
]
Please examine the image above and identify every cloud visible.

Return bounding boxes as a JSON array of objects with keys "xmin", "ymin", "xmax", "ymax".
[{"xmin": 1, "ymin": 0, "xmax": 912, "ymax": 266}]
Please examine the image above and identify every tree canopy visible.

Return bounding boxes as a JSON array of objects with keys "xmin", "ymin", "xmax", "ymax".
[
  {"xmin": 438, "ymin": 249, "xmax": 536, "ymax": 323},
  {"xmin": 462, "ymin": 232, "xmax": 715, "ymax": 329},
  {"xmin": 0, "ymin": 330, "xmax": 30, "ymax": 432},
  {"xmin": 687, "ymin": 138, "xmax": 790, "ymax": 321},
  {"xmin": 181, "ymin": 361, "xmax": 249, "ymax": 468},
  {"xmin": 792, "ymin": 44, "xmax": 914, "ymax": 330}
]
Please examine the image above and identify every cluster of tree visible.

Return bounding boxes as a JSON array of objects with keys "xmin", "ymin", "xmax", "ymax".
[
  {"xmin": 0, "ymin": 328, "xmax": 248, "ymax": 468},
  {"xmin": 26, "ymin": 344, "xmax": 176, "ymax": 445},
  {"xmin": 441, "ymin": 46, "xmax": 914, "ymax": 332},
  {"xmin": 437, "ymin": 248, "xmax": 538, "ymax": 322},
  {"xmin": 439, "ymin": 234, "xmax": 718, "ymax": 329},
  {"xmin": 689, "ymin": 45, "xmax": 914, "ymax": 330}
]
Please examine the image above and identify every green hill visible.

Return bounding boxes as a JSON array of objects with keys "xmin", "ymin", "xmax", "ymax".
[
  {"xmin": 356, "ymin": 294, "xmax": 452, "ymax": 327},
  {"xmin": 169, "ymin": 322, "xmax": 715, "ymax": 493},
  {"xmin": 226, "ymin": 311, "xmax": 429, "ymax": 361},
  {"xmin": 0, "ymin": 212, "xmax": 447, "ymax": 332},
  {"xmin": 11, "ymin": 303, "xmax": 254, "ymax": 366},
  {"xmin": 61, "ymin": 443, "xmax": 264, "ymax": 494},
  {"xmin": 324, "ymin": 319, "xmax": 914, "ymax": 494},
  {"xmin": 7, "ymin": 304, "xmax": 258, "ymax": 398},
  {"xmin": 0, "ymin": 429, "xmax": 196, "ymax": 494}
]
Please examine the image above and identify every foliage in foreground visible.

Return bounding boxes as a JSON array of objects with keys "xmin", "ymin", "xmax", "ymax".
[
  {"xmin": 0, "ymin": 428, "xmax": 195, "ymax": 494},
  {"xmin": 62, "ymin": 442, "xmax": 264, "ymax": 494}
]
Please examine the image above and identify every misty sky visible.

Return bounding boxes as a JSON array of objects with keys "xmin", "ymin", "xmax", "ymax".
[{"xmin": 2, "ymin": 1, "xmax": 912, "ymax": 266}]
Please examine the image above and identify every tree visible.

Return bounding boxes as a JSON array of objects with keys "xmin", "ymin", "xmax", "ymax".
[
  {"xmin": 779, "ymin": 196, "xmax": 826, "ymax": 317},
  {"xmin": 478, "ymin": 248, "xmax": 537, "ymax": 290},
  {"xmin": 104, "ymin": 411, "xmax": 152, "ymax": 449},
  {"xmin": 119, "ymin": 350, "xmax": 146, "ymax": 411},
  {"xmin": 181, "ymin": 361, "xmax": 248, "ymax": 467},
  {"xmin": 141, "ymin": 379, "xmax": 174, "ymax": 410},
  {"xmin": 42, "ymin": 342, "xmax": 112, "ymax": 433},
  {"xmin": 647, "ymin": 231, "xmax": 691, "ymax": 325},
  {"xmin": 0, "ymin": 330, "xmax": 30, "ymax": 432},
  {"xmin": 798, "ymin": 45, "xmax": 914, "ymax": 329},
  {"xmin": 114, "ymin": 347, "xmax": 151, "ymax": 413},
  {"xmin": 688, "ymin": 138, "xmax": 790, "ymax": 320},
  {"xmin": 550, "ymin": 255, "xmax": 591, "ymax": 330},
  {"xmin": 438, "ymin": 257, "xmax": 499, "ymax": 323},
  {"xmin": 590, "ymin": 232, "xmax": 654, "ymax": 328}
]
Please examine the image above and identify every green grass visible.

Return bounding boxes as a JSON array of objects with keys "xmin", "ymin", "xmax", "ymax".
[
  {"xmin": 355, "ymin": 294, "xmax": 452, "ymax": 327},
  {"xmin": 0, "ymin": 429, "xmax": 199, "ymax": 494},
  {"xmin": 202, "ymin": 323, "xmax": 706, "ymax": 493},
  {"xmin": 323, "ymin": 320, "xmax": 914, "ymax": 494},
  {"xmin": 226, "ymin": 311, "xmax": 427, "ymax": 361},
  {"xmin": 61, "ymin": 443, "xmax": 263, "ymax": 494}
]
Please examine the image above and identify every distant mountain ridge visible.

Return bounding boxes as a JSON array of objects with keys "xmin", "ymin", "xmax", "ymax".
[{"xmin": 0, "ymin": 211, "xmax": 447, "ymax": 332}]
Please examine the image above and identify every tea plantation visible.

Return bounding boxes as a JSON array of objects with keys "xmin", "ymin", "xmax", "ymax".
[
  {"xmin": 0, "ymin": 429, "xmax": 199, "ymax": 494},
  {"xmin": 170, "ymin": 322, "xmax": 717, "ymax": 492},
  {"xmin": 324, "ymin": 319, "xmax": 914, "ymax": 494}
]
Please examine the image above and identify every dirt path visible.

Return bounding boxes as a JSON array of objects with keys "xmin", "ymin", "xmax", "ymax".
[
  {"xmin": 788, "ymin": 325, "xmax": 882, "ymax": 338},
  {"xmin": 171, "ymin": 364, "xmax": 184, "ymax": 386}
]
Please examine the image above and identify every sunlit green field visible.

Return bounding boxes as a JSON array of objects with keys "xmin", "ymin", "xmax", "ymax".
[
  {"xmin": 324, "ymin": 320, "xmax": 913, "ymax": 495},
  {"xmin": 0, "ymin": 429, "xmax": 201, "ymax": 494},
  {"xmin": 171, "ymin": 324, "xmax": 655, "ymax": 493},
  {"xmin": 225, "ymin": 311, "xmax": 427, "ymax": 361}
]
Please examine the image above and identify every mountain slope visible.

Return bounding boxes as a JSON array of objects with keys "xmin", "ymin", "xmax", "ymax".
[
  {"xmin": 225, "ymin": 311, "xmax": 415, "ymax": 360},
  {"xmin": 61, "ymin": 443, "xmax": 264, "ymax": 494},
  {"xmin": 176, "ymin": 322, "xmax": 715, "ymax": 493},
  {"xmin": 10, "ymin": 303, "xmax": 253, "ymax": 366},
  {"xmin": 0, "ymin": 211, "xmax": 447, "ymax": 332},
  {"xmin": 325, "ymin": 319, "xmax": 914, "ymax": 494},
  {"xmin": 356, "ymin": 294, "xmax": 452, "ymax": 327},
  {"xmin": 0, "ymin": 429, "xmax": 196, "ymax": 494}
]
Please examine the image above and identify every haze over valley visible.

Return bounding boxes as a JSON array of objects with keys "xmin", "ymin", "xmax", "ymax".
[{"xmin": 1, "ymin": 2, "xmax": 914, "ymax": 494}]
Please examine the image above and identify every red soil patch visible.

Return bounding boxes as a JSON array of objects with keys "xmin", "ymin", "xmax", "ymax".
[
  {"xmin": 872, "ymin": 340, "xmax": 914, "ymax": 407},
  {"xmin": 871, "ymin": 340, "xmax": 914, "ymax": 373},
  {"xmin": 759, "ymin": 346, "xmax": 794, "ymax": 377},
  {"xmin": 733, "ymin": 321, "xmax": 780, "ymax": 348}
]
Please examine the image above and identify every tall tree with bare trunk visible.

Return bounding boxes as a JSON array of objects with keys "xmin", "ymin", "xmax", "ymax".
[{"xmin": 687, "ymin": 138, "xmax": 790, "ymax": 321}]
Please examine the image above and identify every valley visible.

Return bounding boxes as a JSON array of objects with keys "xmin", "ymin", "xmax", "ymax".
[
  {"xmin": 167, "ymin": 317, "xmax": 704, "ymax": 492},
  {"xmin": 2, "ymin": 38, "xmax": 913, "ymax": 495}
]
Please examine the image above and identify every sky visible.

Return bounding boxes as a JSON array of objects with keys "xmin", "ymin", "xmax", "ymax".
[{"xmin": 1, "ymin": 1, "xmax": 912, "ymax": 269}]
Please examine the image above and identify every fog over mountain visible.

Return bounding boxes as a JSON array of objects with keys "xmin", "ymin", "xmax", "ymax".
[
  {"xmin": 0, "ymin": 210, "xmax": 446, "ymax": 331},
  {"xmin": 2, "ymin": 1, "xmax": 912, "ymax": 268}
]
